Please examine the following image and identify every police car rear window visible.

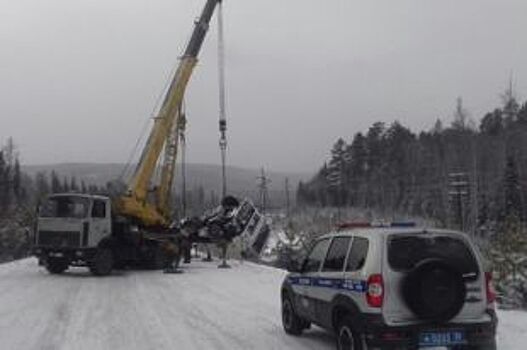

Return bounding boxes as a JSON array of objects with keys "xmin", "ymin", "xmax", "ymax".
[{"xmin": 387, "ymin": 234, "xmax": 479, "ymax": 278}]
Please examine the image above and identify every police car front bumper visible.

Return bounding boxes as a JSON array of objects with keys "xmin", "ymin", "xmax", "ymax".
[{"xmin": 362, "ymin": 310, "xmax": 497, "ymax": 349}]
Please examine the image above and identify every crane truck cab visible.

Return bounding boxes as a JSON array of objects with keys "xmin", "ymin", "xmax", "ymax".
[{"xmin": 33, "ymin": 193, "xmax": 118, "ymax": 275}]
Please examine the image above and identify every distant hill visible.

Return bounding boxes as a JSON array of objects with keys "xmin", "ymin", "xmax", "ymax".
[{"xmin": 22, "ymin": 163, "xmax": 309, "ymax": 208}]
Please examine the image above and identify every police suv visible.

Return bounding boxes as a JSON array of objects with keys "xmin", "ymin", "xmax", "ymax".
[{"xmin": 281, "ymin": 223, "xmax": 497, "ymax": 349}]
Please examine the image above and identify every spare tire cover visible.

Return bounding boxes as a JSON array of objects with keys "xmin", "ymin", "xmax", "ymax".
[{"xmin": 402, "ymin": 258, "xmax": 466, "ymax": 322}]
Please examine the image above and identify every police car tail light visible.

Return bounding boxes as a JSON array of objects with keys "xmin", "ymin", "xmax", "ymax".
[
  {"xmin": 367, "ymin": 274, "xmax": 384, "ymax": 308},
  {"xmin": 485, "ymin": 272, "xmax": 496, "ymax": 305}
]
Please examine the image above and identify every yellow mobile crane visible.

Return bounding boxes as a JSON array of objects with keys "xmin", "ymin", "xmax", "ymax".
[
  {"xmin": 117, "ymin": 0, "xmax": 220, "ymax": 228},
  {"xmin": 33, "ymin": 0, "xmax": 223, "ymax": 275}
]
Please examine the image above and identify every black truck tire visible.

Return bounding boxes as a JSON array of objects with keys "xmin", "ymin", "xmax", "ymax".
[
  {"xmin": 45, "ymin": 257, "xmax": 69, "ymax": 274},
  {"xmin": 89, "ymin": 248, "xmax": 113, "ymax": 276},
  {"xmin": 147, "ymin": 245, "xmax": 168, "ymax": 270},
  {"xmin": 402, "ymin": 258, "xmax": 466, "ymax": 322}
]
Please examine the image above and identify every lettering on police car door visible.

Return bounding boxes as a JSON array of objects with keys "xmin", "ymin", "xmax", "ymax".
[{"xmin": 289, "ymin": 277, "xmax": 366, "ymax": 292}]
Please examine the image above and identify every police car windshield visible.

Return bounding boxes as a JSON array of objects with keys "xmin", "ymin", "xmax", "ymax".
[{"xmin": 388, "ymin": 234, "xmax": 479, "ymax": 278}]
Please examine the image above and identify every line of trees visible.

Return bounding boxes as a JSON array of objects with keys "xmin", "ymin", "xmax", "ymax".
[
  {"xmin": 0, "ymin": 139, "xmax": 105, "ymax": 262},
  {"xmin": 0, "ymin": 138, "xmax": 23, "ymax": 211},
  {"xmin": 0, "ymin": 138, "xmax": 31, "ymax": 262},
  {"xmin": 297, "ymin": 88, "xmax": 527, "ymax": 234},
  {"xmin": 33, "ymin": 170, "xmax": 105, "ymax": 201}
]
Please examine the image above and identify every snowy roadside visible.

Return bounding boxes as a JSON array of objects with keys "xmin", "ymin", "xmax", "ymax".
[
  {"xmin": 249, "ymin": 260, "xmax": 527, "ymax": 350},
  {"xmin": 496, "ymin": 309, "xmax": 527, "ymax": 350},
  {"xmin": 0, "ymin": 258, "xmax": 525, "ymax": 350}
]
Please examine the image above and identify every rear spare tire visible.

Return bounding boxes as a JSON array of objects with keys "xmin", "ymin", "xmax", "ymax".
[{"xmin": 402, "ymin": 258, "xmax": 466, "ymax": 322}]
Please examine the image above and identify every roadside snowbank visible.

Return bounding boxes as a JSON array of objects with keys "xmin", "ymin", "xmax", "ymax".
[{"xmin": 0, "ymin": 258, "xmax": 525, "ymax": 349}]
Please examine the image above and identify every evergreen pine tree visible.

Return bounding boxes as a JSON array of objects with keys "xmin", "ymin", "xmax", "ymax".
[
  {"xmin": 35, "ymin": 172, "xmax": 50, "ymax": 199},
  {"xmin": 503, "ymin": 156, "xmax": 523, "ymax": 220},
  {"xmin": 62, "ymin": 177, "xmax": 70, "ymax": 193},
  {"xmin": 0, "ymin": 152, "xmax": 6, "ymax": 210},
  {"xmin": 501, "ymin": 82, "xmax": 520, "ymax": 128},
  {"xmin": 327, "ymin": 139, "xmax": 346, "ymax": 206},
  {"xmin": 13, "ymin": 158, "xmax": 21, "ymax": 199},
  {"xmin": 70, "ymin": 176, "xmax": 79, "ymax": 192},
  {"xmin": 51, "ymin": 171, "xmax": 61, "ymax": 193}
]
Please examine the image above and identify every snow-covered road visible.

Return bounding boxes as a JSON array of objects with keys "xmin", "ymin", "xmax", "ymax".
[{"xmin": 0, "ymin": 258, "xmax": 525, "ymax": 350}]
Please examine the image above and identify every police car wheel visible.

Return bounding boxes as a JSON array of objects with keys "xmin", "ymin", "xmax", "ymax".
[
  {"xmin": 336, "ymin": 316, "xmax": 363, "ymax": 350},
  {"xmin": 282, "ymin": 295, "xmax": 303, "ymax": 335}
]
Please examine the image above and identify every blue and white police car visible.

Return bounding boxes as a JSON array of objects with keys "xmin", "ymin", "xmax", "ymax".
[{"xmin": 280, "ymin": 223, "xmax": 497, "ymax": 349}]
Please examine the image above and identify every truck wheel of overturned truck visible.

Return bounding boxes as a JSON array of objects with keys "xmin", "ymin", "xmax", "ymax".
[
  {"xmin": 46, "ymin": 257, "xmax": 69, "ymax": 274},
  {"xmin": 89, "ymin": 248, "xmax": 114, "ymax": 276}
]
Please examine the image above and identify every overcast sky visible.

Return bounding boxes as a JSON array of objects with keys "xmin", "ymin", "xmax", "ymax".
[{"xmin": 1, "ymin": 0, "xmax": 526, "ymax": 172}]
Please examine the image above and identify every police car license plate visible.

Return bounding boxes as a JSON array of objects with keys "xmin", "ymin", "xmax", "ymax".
[{"xmin": 418, "ymin": 330, "xmax": 465, "ymax": 348}]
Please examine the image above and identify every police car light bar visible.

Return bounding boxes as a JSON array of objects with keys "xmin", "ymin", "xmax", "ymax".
[
  {"xmin": 337, "ymin": 222, "xmax": 371, "ymax": 230},
  {"xmin": 389, "ymin": 222, "xmax": 416, "ymax": 228},
  {"xmin": 337, "ymin": 222, "xmax": 416, "ymax": 230}
]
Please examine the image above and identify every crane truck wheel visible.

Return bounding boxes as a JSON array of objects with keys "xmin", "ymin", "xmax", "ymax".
[
  {"xmin": 89, "ymin": 247, "xmax": 114, "ymax": 276},
  {"xmin": 45, "ymin": 257, "xmax": 69, "ymax": 274},
  {"xmin": 146, "ymin": 245, "xmax": 168, "ymax": 270}
]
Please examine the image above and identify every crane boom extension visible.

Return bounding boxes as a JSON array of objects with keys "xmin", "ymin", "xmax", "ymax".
[{"xmin": 115, "ymin": 0, "xmax": 221, "ymax": 227}]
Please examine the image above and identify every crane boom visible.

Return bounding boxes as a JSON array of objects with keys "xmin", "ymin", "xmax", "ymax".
[
  {"xmin": 115, "ymin": 0, "xmax": 222, "ymax": 227},
  {"xmin": 157, "ymin": 105, "xmax": 185, "ymax": 219}
]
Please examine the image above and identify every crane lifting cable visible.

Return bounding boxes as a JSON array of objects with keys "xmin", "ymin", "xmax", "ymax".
[{"xmin": 217, "ymin": 0, "xmax": 228, "ymax": 198}]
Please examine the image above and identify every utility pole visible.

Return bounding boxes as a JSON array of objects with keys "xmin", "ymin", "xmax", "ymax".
[
  {"xmin": 448, "ymin": 172, "xmax": 469, "ymax": 231},
  {"xmin": 285, "ymin": 177, "xmax": 291, "ymax": 219},
  {"xmin": 257, "ymin": 168, "xmax": 271, "ymax": 214},
  {"xmin": 471, "ymin": 136, "xmax": 479, "ymax": 235},
  {"xmin": 217, "ymin": 0, "xmax": 228, "ymax": 199}
]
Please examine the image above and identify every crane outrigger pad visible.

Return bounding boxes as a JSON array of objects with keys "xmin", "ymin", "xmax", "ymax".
[{"xmin": 163, "ymin": 268, "xmax": 184, "ymax": 274}]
